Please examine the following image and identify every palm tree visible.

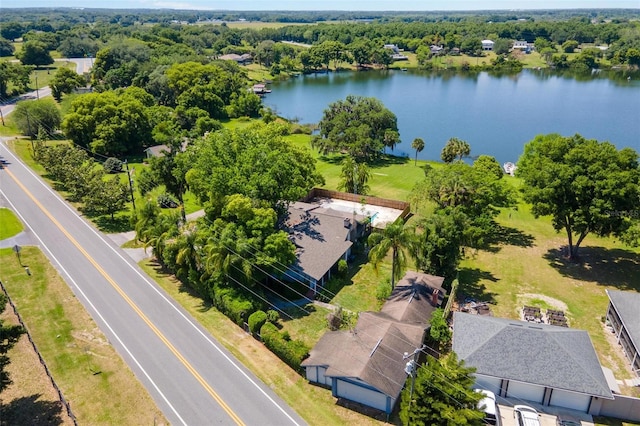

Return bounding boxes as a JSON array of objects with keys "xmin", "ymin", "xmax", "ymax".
[
  {"xmin": 411, "ymin": 137, "xmax": 425, "ymax": 166},
  {"xmin": 143, "ymin": 209, "xmax": 181, "ymax": 262},
  {"xmin": 204, "ymin": 224, "xmax": 254, "ymax": 286},
  {"xmin": 175, "ymin": 223, "xmax": 201, "ymax": 279},
  {"xmin": 338, "ymin": 156, "xmax": 371, "ymax": 195},
  {"xmin": 368, "ymin": 218, "xmax": 416, "ymax": 290}
]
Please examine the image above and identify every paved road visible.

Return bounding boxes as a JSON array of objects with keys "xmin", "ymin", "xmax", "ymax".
[
  {"xmin": 55, "ymin": 57, "xmax": 94, "ymax": 74},
  {"xmin": 0, "ymin": 86, "xmax": 52, "ymax": 118},
  {"xmin": 0, "ymin": 141, "xmax": 306, "ymax": 425}
]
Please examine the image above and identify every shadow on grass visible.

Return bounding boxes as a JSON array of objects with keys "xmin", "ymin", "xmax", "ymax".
[
  {"xmin": 369, "ymin": 153, "xmax": 410, "ymax": 168},
  {"xmin": 0, "ymin": 394, "xmax": 66, "ymax": 426},
  {"xmin": 281, "ymin": 303, "xmax": 317, "ymax": 322},
  {"xmin": 91, "ymin": 215, "xmax": 133, "ymax": 233},
  {"xmin": 489, "ymin": 224, "xmax": 535, "ymax": 249},
  {"xmin": 318, "ymin": 153, "xmax": 410, "ymax": 168},
  {"xmin": 146, "ymin": 259, "xmax": 213, "ymax": 313},
  {"xmin": 592, "ymin": 417, "xmax": 640, "ymax": 426},
  {"xmin": 335, "ymin": 397, "xmax": 400, "ymax": 424},
  {"xmin": 457, "ymin": 267, "xmax": 499, "ymax": 304},
  {"xmin": 544, "ymin": 246, "xmax": 640, "ymax": 290}
]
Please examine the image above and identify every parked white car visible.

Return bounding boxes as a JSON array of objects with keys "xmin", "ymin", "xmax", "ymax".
[
  {"xmin": 513, "ymin": 405, "xmax": 541, "ymax": 426},
  {"xmin": 475, "ymin": 389, "xmax": 501, "ymax": 425}
]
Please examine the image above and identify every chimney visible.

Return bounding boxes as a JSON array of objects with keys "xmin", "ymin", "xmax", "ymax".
[
  {"xmin": 431, "ymin": 289, "xmax": 440, "ymax": 306},
  {"xmin": 344, "ymin": 218, "xmax": 351, "ymax": 228}
]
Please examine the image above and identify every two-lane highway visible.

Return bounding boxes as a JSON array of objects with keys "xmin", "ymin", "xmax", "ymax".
[{"xmin": 0, "ymin": 140, "xmax": 306, "ymax": 425}]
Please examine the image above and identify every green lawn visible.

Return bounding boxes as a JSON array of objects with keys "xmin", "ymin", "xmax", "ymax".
[
  {"xmin": 285, "ymin": 133, "xmax": 429, "ymax": 200},
  {"xmin": 0, "ymin": 208, "xmax": 23, "ymax": 239}
]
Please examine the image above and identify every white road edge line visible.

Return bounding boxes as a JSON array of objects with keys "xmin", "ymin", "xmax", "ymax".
[
  {"xmin": 0, "ymin": 186, "xmax": 188, "ymax": 426},
  {"xmin": 1, "ymin": 142, "xmax": 302, "ymax": 426}
]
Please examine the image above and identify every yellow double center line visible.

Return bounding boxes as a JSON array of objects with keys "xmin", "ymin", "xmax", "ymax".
[{"xmin": 6, "ymin": 167, "xmax": 244, "ymax": 426}]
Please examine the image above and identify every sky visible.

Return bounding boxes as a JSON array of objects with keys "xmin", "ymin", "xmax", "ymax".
[{"xmin": 3, "ymin": 0, "xmax": 639, "ymax": 10}]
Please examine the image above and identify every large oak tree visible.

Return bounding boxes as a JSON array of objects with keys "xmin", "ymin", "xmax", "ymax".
[
  {"xmin": 517, "ymin": 133, "xmax": 640, "ymax": 260},
  {"xmin": 185, "ymin": 122, "xmax": 324, "ymax": 215},
  {"xmin": 313, "ymin": 95, "xmax": 399, "ymax": 161}
]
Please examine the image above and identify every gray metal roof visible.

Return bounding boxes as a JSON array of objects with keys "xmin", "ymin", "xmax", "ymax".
[
  {"xmin": 452, "ymin": 312, "xmax": 613, "ymax": 399},
  {"xmin": 607, "ymin": 289, "xmax": 640, "ymax": 357}
]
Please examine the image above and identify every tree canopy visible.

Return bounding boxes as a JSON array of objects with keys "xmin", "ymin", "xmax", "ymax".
[
  {"xmin": 399, "ymin": 352, "xmax": 484, "ymax": 426},
  {"xmin": 185, "ymin": 122, "xmax": 324, "ymax": 214},
  {"xmin": 517, "ymin": 133, "xmax": 640, "ymax": 259},
  {"xmin": 313, "ymin": 95, "xmax": 399, "ymax": 161},
  {"xmin": 50, "ymin": 67, "xmax": 86, "ymax": 101},
  {"xmin": 16, "ymin": 40, "xmax": 54, "ymax": 67},
  {"xmin": 338, "ymin": 156, "xmax": 370, "ymax": 195},
  {"xmin": 13, "ymin": 98, "xmax": 61, "ymax": 138},
  {"xmin": 441, "ymin": 137, "xmax": 471, "ymax": 163},
  {"xmin": 62, "ymin": 87, "xmax": 153, "ymax": 156}
]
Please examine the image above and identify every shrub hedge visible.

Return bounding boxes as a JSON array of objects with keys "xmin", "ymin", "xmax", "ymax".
[
  {"xmin": 248, "ymin": 310, "xmax": 268, "ymax": 335},
  {"xmin": 260, "ymin": 322, "xmax": 309, "ymax": 372}
]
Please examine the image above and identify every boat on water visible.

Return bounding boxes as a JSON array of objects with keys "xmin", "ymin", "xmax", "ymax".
[
  {"xmin": 252, "ymin": 83, "xmax": 272, "ymax": 95},
  {"xmin": 503, "ymin": 162, "xmax": 518, "ymax": 176}
]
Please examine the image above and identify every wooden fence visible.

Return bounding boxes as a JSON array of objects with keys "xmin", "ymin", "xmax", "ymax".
[{"xmin": 303, "ymin": 188, "xmax": 411, "ymax": 220}]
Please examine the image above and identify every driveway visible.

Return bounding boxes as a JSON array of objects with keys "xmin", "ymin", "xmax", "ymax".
[{"xmin": 498, "ymin": 401, "xmax": 594, "ymax": 426}]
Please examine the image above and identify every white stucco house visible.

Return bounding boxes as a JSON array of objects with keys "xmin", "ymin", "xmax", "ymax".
[{"xmin": 482, "ymin": 39, "xmax": 495, "ymax": 51}]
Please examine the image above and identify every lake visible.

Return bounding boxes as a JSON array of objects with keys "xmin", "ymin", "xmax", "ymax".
[{"xmin": 265, "ymin": 69, "xmax": 640, "ymax": 165}]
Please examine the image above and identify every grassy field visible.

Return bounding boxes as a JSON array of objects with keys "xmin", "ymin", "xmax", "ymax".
[
  {"xmin": 0, "ymin": 245, "xmax": 167, "ymax": 425},
  {"xmin": 0, "ymin": 207, "xmax": 23, "ymax": 239}
]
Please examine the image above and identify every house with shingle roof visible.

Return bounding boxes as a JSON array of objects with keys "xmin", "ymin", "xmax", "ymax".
[
  {"xmin": 218, "ymin": 53, "xmax": 253, "ymax": 65},
  {"xmin": 301, "ymin": 271, "xmax": 445, "ymax": 414},
  {"xmin": 453, "ymin": 312, "xmax": 613, "ymax": 413},
  {"xmin": 283, "ymin": 201, "xmax": 367, "ymax": 293},
  {"xmin": 606, "ymin": 290, "xmax": 640, "ymax": 380}
]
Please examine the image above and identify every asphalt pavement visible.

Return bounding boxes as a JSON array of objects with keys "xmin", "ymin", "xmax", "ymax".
[{"xmin": 0, "ymin": 140, "xmax": 307, "ymax": 425}]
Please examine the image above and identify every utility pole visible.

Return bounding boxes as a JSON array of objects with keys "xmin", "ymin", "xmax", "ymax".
[
  {"xmin": 0, "ymin": 107, "xmax": 5, "ymax": 126},
  {"xmin": 124, "ymin": 160, "xmax": 136, "ymax": 214},
  {"xmin": 26, "ymin": 110, "xmax": 35, "ymax": 151},
  {"xmin": 403, "ymin": 344, "xmax": 426, "ymax": 404}
]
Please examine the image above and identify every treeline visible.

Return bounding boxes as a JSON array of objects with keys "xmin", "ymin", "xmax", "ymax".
[
  {"xmin": 3, "ymin": 13, "xmax": 640, "ymax": 72},
  {"xmin": 1, "ymin": 8, "xmax": 640, "ymax": 26}
]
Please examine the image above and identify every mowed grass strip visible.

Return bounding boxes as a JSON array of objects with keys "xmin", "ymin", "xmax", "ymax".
[
  {"xmin": 0, "ymin": 207, "xmax": 23, "ymax": 239},
  {"xmin": 0, "ymin": 247, "xmax": 167, "ymax": 425},
  {"xmin": 0, "ymin": 300, "xmax": 75, "ymax": 425}
]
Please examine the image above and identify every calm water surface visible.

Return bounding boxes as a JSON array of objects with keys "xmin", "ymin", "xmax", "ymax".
[{"xmin": 265, "ymin": 69, "xmax": 640, "ymax": 164}]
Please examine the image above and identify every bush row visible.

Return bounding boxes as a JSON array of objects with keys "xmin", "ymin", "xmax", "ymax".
[{"xmin": 259, "ymin": 322, "xmax": 309, "ymax": 372}]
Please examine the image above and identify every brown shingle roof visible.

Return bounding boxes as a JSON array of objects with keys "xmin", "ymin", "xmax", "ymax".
[
  {"xmin": 380, "ymin": 271, "xmax": 445, "ymax": 324},
  {"xmin": 285, "ymin": 203, "xmax": 356, "ymax": 281},
  {"xmin": 303, "ymin": 312, "xmax": 425, "ymax": 398},
  {"xmin": 302, "ymin": 271, "xmax": 445, "ymax": 399}
]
